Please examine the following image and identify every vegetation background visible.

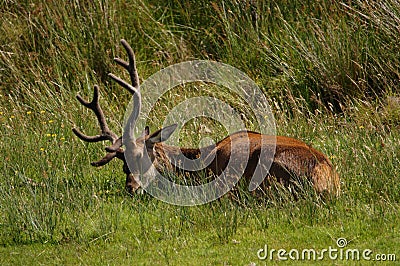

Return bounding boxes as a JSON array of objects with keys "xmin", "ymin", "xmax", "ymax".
[{"xmin": 1, "ymin": 0, "xmax": 399, "ymax": 264}]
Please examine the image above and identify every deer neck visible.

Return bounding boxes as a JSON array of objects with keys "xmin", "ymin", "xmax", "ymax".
[{"xmin": 153, "ymin": 143, "xmax": 215, "ymax": 172}]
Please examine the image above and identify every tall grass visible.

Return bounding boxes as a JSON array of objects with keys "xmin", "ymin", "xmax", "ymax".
[{"xmin": 0, "ymin": 0, "xmax": 399, "ymax": 264}]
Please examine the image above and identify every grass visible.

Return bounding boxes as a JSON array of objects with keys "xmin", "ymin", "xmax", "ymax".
[{"xmin": 1, "ymin": 0, "xmax": 399, "ymax": 265}]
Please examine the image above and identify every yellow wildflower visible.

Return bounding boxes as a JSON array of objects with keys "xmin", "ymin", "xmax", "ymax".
[
  {"xmin": 40, "ymin": 110, "xmax": 46, "ymax": 114},
  {"xmin": 27, "ymin": 111, "xmax": 32, "ymax": 115},
  {"xmin": 48, "ymin": 120, "xmax": 54, "ymax": 124}
]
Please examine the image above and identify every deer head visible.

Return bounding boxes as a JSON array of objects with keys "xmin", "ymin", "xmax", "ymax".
[{"xmin": 73, "ymin": 39, "xmax": 180, "ymax": 194}]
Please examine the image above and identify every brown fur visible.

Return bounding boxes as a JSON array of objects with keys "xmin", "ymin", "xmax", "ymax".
[{"xmin": 125, "ymin": 130, "xmax": 340, "ymax": 197}]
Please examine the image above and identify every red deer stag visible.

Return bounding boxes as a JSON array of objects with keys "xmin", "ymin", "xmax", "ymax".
[{"xmin": 73, "ymin": 39, "xmax": 340, "ymax": 199}]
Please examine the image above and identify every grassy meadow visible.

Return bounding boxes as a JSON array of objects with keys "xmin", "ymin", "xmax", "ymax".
[{"xmin": 1, "ymin": 0, "xmax": 399, "ymax": 265}]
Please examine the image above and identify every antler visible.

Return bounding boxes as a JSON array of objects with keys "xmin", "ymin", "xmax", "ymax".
[
  {"xmin": 110, "ymin": 39, "xmax": 140, "ymax": 93},
  {"xmin": 72, "ymin": 39, "xmax": 141, "ymax": 167},
  {"xmin": 108, "ymin": 39, "xmax": 142, "ymax": 150},
  {"xmin": 72, "ymin": 86, "xmax": 123, "ymax": 166}
]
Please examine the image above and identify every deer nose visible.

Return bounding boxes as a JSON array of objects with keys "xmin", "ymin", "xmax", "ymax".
[{"xmin": 125, "ymin": 173, "xmax": 141, "ymax": 195}]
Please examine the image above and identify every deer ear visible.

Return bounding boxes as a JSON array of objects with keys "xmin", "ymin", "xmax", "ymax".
[
  {"xmin": 147, "ymin": 124, "xmax": 177, "ymax": 144},
  {"xmin": 145, "ymin": 126, "xmax": 150, "ymax": 136},
  {"xmin": 140, "ymin": 126, "xmax": 150, "ymax": 137}
]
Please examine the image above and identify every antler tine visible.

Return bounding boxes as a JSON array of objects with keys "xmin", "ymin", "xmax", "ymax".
[
  {"xmin": 108, "ymin": 73, "xmax": 139, "ymax": 95},
  {"xmin": 111, "ymin": 39, "xmax": 140, "ymax": 93},
  {"xmin": 72, "ymin": 85, "xmax": 119, "ymax": 143},
  {"xmin": 91, "ymin": 151, "xmax": 118, "ymax": 167}
]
